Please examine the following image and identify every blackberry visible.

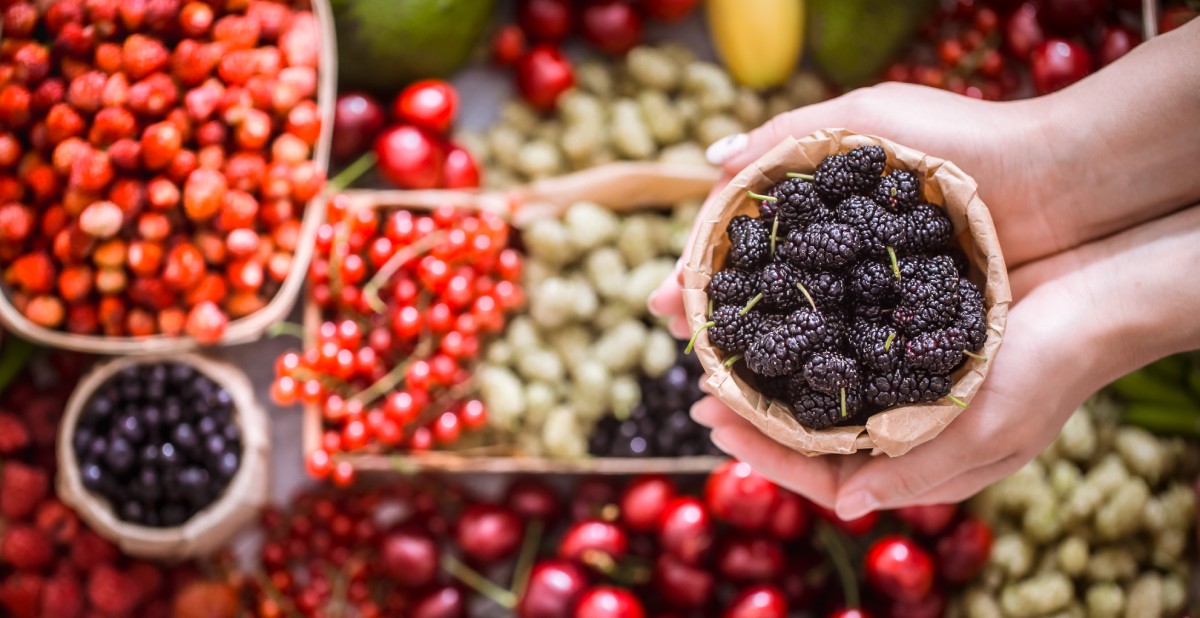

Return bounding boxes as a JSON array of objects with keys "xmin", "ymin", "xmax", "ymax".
[
  {"xmin": 957, "ymin": 278, "xmax": 987, "ymax": 351},
  {"xmin": 727, "ymin": 215, "xmax": 770, "ymax": 270},
  {"xmin": 813, "ymin": 146, "xmax": 887, "ymax": 204},
  {"xmin": 838, "ymin": 195, "xmax": 906, "ymax": 258},
  {"xmin": 894, "ymin": 256, "xmax": 960, "ymax": 335},
  {"xmin": 767, "ymin": 177, "xmax": 829, "ymax": 229},
  {"xmin": 860, "ymin": 369, "xmax": 951, "ymax": 407},
  {"xmin": 757, "ymin": 261, "xmax": 802, "ymax": 311},
  {"xmin": 789, "ymin": 377, "xmax": 864, "ymax": 429},
  {"xmin": 796, "ymin": 270, "xmax": 845, "ymax": 312},
  {"xmin": 912, "ymin": 372, "xmax": 954, "ymax": 403},
  {"xmin": 874, "ymin": 170, "xmax": 920, "ymax": 211},
  {"xmin": 902, "ymin": 202, "xmax": 954, "ymax": 253},
  {"xmin": 847, "ymin": 260, "xmax": 899, "ymax": 307},
  {"xmin": 704, "ymin": 304, "xmax": 756, "ymax": 354},
  {"xmin": 851, "ymin": 320, "xmax": 902, "ymax": 373},
  {"xmin": 780, "ymin": 222, "xmax": 861, "ymax": 270},
  {"xmin": 707, "ymin": 268, "xmax": 759, "ymax": 307},
  {"xmin": 754, "ymin": 313, "xmax": 785, "ymax": 340},
  {"xmin": 781, "ymin": 307, "xmax": 843, "ymax": 353},
  {"xmin": 905, "ymin": 327, "xmax": 967, "ymax": 374},
  {"xmin": 803, "ymin": 352, "xmax": 860, "ymax": 396},
  {"xmin": 745, "ymin": 329, "xmax": 803, "ymax": 377}
]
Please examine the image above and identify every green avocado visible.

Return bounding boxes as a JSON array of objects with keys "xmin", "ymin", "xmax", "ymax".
[
  {"xmin": 807, "ymin": 0, "xmax": 937, "ymax": 88},
  {"xmin": 330, "ymin": 0, "xmax": 496, "ymax": 92}
]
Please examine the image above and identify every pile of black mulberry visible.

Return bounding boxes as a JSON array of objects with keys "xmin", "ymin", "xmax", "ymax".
[{"xmin": 694, "ymin": 145, "xmax": 987, "ymax": 430}]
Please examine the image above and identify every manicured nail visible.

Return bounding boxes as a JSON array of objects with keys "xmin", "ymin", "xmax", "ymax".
[
  {"xmin": 709, "ymin": 428, "xmax": 732, "ymax": 453},
  {"xmin": 835, "ymin": 491, "xmax": 879, "ymax": 521},
  {"xmin": 705, "ymin": 133, "xmax": 748, "ymax": 166},
  {"xmin": 647, "ymin": 289, "xmax": 663, "ymax": 316}
]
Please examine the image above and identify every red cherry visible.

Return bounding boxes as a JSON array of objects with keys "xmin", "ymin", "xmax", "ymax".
[
  {"xmin": 442, "ymin": 145, "xmax": 481, "ymax": 189},
  {"xmin": 374, "ymin": 124, "xmax": 446, "ymax": 189},
  {"xmin": 1036, "ymin": 0, "xmax": 1102, "ymax": 33},
  {"xmin": 492, "ymin": 24, "xmax": 527, "ymax": 66},
  {"xmin": 517, "ymin": 0, "xmax": 572, "ymax": 41},
  {"xmin": 332, "ymin": 92, "xmax": 385, "ymax": 161},
  {"xmin": 571, "ymin": 477, "xmax": 617, "ymax": 521},
  {"xmin": 575, "ymin": 586, "xmax": 645, "ymax": 618},
  {"xmin": 619, "ymin": 475, "xmax": 675, "ymax": 533},
  {"xmin": 433, "ymin": 411, "xmax": 461, "ymax": 445},
  {"xmin": 517, "ymin": 560, "xmax": 589, "ymax": 618},
  {"xmin": 935, "ymin": 515, "xmax": 993, "ymax": 584},
  {"xmin": 506, "ymin": 478, "xmax": 561, "ymax": 522},
  {"xmin": 766, "ymin": 490, "xmax": 808, "ymax": 540},
  {"xmin": 458, "ymin": 399, "xmax": 487, "ymax": 431},
  {"xmin": 724, "ymin": 585, "xmax": 787, "ymax": 618},
  {"xmin": 893, "ymin": 503, "xmax": 957, "ymax": 537},
  {"xmin": 813, "ymin": 505, "xmax": 879, "ymax": 536},
  {"xmin": 864, "ymin": 536, "xmax": 934, "ymax": 602},
  {"xmin": 580, "ymin": 1, "xmax": 643, "ymax": 55},
  {"xmin": 716, "ymin": 536, "xmax": 784, "ymax": 583},
  {"xmin": 559, "ymin": 520, "xmax": 628, "ymax": 565},
  {"xmin": 640, "ymin": 0, "xmax": 699, "ymax": 22},
  {"xmin": 515, "ymin": 44, "xmax": 574, "ymax": 112},
  {"xmin": 654, "ymin": 553, "xmax": 714, "ymax": 609},
  {"xmin": 456, "ymin": 504, "xmax": 523, "ymax": 564},
  {"xmin": 1030, "ymin": 38, "xmax": 1092, "ymax": 95},
  {"xmin": 304, "ymin": 448, "xmax": 332, "ymax": 478},
  {"xmin": 1097, "ymin": 25, "xmax": 1140, "ymax": 67},
  {"xmin": 828, "ymin": 609, "xmax": 872, "ymax": 618},
  {"xmin": 888, "ymin": 589, "xmax": 945, "ymax": 618},
  {"xmin": 1004, "ymin": 3, "xmax": 1044, "ymax": 62},
  {"xmin": 380, "ymin": 528, "xmax": 438, "ymax": 588},
  {"xmin": 657, "ymin": 497, "xmax": 713, "ymax": 564},
  {"xmin": 412, "ymin": 586, "xmax": 466, "ymax": 618},
  {"xmin": 393, "ymin": 79, "xmax": 458, "ymax": 135},
  {"xmin": 705, "ymin": 461, "xmax": 779, "ymax": 530}
]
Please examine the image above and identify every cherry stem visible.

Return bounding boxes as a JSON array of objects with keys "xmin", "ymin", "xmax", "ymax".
[
  {"xmin": 795, "ymin": 281, "xmax": 816, "ymax": 311},
  {"xmin": 747, "ymin": 190, "xmax": 777, "ymax": 202},
  {"xmin": 787, "ymin": 172, "xmax": 815, "ymax": 181},
  {"xmin": 817, "ymin": 521, "xmax": 860, "ymax": 609},
  {"xmin": 443, "ymin": 555, "xmax": 517, "ymax": 609},
  {"xmin": 510, "ymin": 519, "xmax": 544, "ymax": 601},
  {"xmin": 947, "ymin": 394, "xmax": 969, "ymax": 408},
  {"xmin": 348, "ymin": 337, "xmax": 433, "ymax": 406},
  {"xmin": 770, "ymin": 216, "xmax": 780, "ymax": 255},
  {"xmin": 685, "ymin": 321, "xmax": 716, "ymax": 355},
  {"xmin": 884, "ymin": 332, "xmax": 895, "ymax": 351},
  {"xmin": 739, "ymin": 293, "xmax": 763, "ymax": 316},
  {"xmin": 253, "ymin": 572, "xmax": 304, "ymax": 618},
  {"xmin": 326, "ymin": 150, "xmax": 377, "ymax": 193},
  {"xmin": 363, "ymin": 231, "xmax": 449, "ymax": 313},
  {"xmin": 887, "ymin": 246, "xmax": 901, "ymax": 280},
  {"xmin": 328, "ymin": 217, "xmax": 352, "ymax": 301},
  {"xmin": 963, "ymin": 350, "xmax": 988, "ymax": 361},
  {"xmin": 267, "ymin": 321, "xmax": 306, "ymax": 340},
  {"xmin": 724, "ymin": 354, "xmax": 743, "ymax": 367}
]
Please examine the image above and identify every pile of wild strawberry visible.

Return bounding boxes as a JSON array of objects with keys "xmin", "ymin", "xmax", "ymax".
[
  {"xmin": 246, "ymin": 461, "xmax": 993, "ymax": 617},
  {"xmin": 271, "ymin": 197, "xmax": 522, "ymax": 484},
  {"xmin": 0, "ymin": 0, "xmax": 324, "ymax": 342}
]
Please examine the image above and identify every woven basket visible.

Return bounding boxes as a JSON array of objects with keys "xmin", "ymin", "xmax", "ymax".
[
  {"xmin": 681, "ymin": 130, "xmax": 1012, "ymax": 457},
  {"xmin": 56, "ymin": 353, "xmax": 270, "ymax": 560},
  {"xmin": 0, "ymin": 0, "xmax": 336, "ymax": 354},
  {"xmin": 303, "ymin": 162, "xmax": 730, "ymax": 474}
]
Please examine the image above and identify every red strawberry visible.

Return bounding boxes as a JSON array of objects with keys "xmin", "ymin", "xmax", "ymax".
[
  {"xmin": 1, "ymin": 525, "xmax": 54, "ymax": 570},
  {"xmin": 217, "ymin": 49, "xmax": 258, "ymax": 86},
  {"xmin": 88, "ymin": 565, "xmax": 142, "ymax": 615},
  {"xmin": 122, "ymin": 34, "xmax": 168, "ymax": 79},
  {"xmin": 0, "ymin": 572, "xmax": 44, "ymax": 618},
  {"xmin": 279, "ymin": 12, "xmax": 319, "ymax": 68},
  {"xmin": 70, "ymin": 529, "xmax": 118, "ymax": 570},
  {"xmin": 0, "ymin": 412, "xmax": 31, "ymax": 453},
  {"xmin": 40, "ymin": 574, "xmax": 83, "ymax": 618},
  {"xmin": 247, "ymin": 0, "xmax": 293, "ymax": 41},
  {"xmin": 213, "ymin": 14, "xmax": 261, "ymax": 50},
  {"xmin": 0, "ymin": 461, "xmax": 49, "ymax": 519}
]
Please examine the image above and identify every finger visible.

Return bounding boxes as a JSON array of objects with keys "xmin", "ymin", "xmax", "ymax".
[
  {"xmin": 906, "ymin": 452, "xmax": 1028, "ymax": 506},
  {"xmin": 709, "ymin": 422, "xmax": 840, "ymax": 509},
  {"xmin": 689, "ymin": 396, "xmax": 744, "ymax": 428},
  {"xmin": 668, "ymin": 315, "xmax": 691, "ymax": 340},
  {"xmin": 648, "ymin": 267, "xmax": 684, "ymax": 318}
]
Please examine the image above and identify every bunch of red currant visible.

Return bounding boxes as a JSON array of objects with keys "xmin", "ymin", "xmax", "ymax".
[{"xmin": 270, "ymin": 196, "xmax": 523, "ymax": 484}]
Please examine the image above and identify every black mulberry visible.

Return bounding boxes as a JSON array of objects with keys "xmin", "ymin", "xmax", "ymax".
[
  {"xmin": 796, "ymin": 270, "xmax": 845, "ymax": 312},
  {"xmin": 759, "ymin": 261, "xmax": 801, "ymax": 311},
  {"xmin": 780, "ymin": 222, "xmax": 861, "ymax": 270},
  {"xmin": 847, "ymin": 260, "xmax": 899, "ymax": 308},
  {"xmin": 860, "ymin": 369, "xmax": 951, "ymax": 406},
  {"xmin": 874, "ymin": 170, "xmax": 920, "ymax": 211},
  {"xmin": 894, "ymin": 256, "xmax": 960, "ymax": 335},
  {"xmin": 767, "ymin": 177, "xmax": 829, "ymax": 229},
  {"xmin": 804, "ymin": 352, "xmax": 860, "ymax": 396},
  {"xmin": 851, "ymin": 321, "xmax": 902, "ymax": 373},
  {"xmin": 781, "ymin": 307, "xmax": 843, "ymax": 353},
  {"xmin": 789, "ymin": 377, "xmax": 863, "ymax": 429},
  {"xmin": 727, "ymin": 215, "xmax": 769, "ymax": 270},
  {"xmin": 905, "ymin": 327, "xmax": 967, "ymax": 374},
  {"xmin": 957, "ymin": 278, "xmax": 987, "ymax": 351},
  {"xmin": 838, "ymin": 195, "xmax": 906, "ymax": 258},
  {"xmin": 813, "ymin": 146, "xmax": 886, "ymax": 204},
  {"xmin": 746, "ymin": 329, "xmax": 803, "ymax": 377},
  {"xmin": 707, "ymin": 268, "xmax": 759, "ymax": 307},
  {"xmin": 705, "ymin": 305, "xmax": 756, "ymax": 354},
  {"xmin": 902, "ymin": 202, "xmax": 954, "ymax": 253}
]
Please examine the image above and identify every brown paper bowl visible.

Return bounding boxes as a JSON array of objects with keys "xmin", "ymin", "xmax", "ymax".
[
  {"xmin": 56, "ymin": 353, "xmax": 270, "ymax": 560},
  {"xmin": 681, "ymin": 129, "xmax": 1011, "ymax": 457}
]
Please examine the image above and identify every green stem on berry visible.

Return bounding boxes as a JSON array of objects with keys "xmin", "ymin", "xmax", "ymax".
[
  {"xmin": 510, "ymin": 519, "xmax": 544, "ymax": 600},
  {"xmin": 0, "ymin": 336, "xmax": 34, "ymax": 396},
  {"xmin": 326, "ymin": 151, "xmax": 377, "ymax": 193},
  {"xmin": 770, "ymin": 216, "xmax": 780, "ymax": 255},
  {"xmin": 443, "ymin": 555, "xmax": 517, "ymax": 609},
  {"xmin": 266, "ymin": 321, "xmax": 306, "ymax": 340},
  {"xmin": 840, "ymin": 388, "xmax": 847, "ymax": 418},
  {"xmin": 963, "ymin": 350, "xmax": 988, "ymax": 361},
  {"xmin": 328, "ymin": 216, "xmax": 352, "ymax": 301},
  {"xmin": 348, "ymin": 338, "xmax": 433, "ymax": 406},
  {"xmin": 817, "ymin": 521, "xmax": 860, "ymax": 609},
  {"xmin": 795, "ymin": 281, "xmax": 816, "ymax": 311},
  {"xmin": 739, "ymin": 293, "xmax": 764, "ymax": 316},
  {"xmin": 887, "ymin": 246, "xmax": 901, "ymax": 280},
  {"xmin": 362, "ymin": 231, "xmax": 449, "ymax": 313},
  {"xmin": 786, "ymin": 172, "xmax": 814, "ymax": 181},
  {"xmin": 947, "ymin": 395, "xmax": 968, "ymax": 408},
  {"xmin": 884, "ymin": 332, "xmax": 896, "ymax": 351},
  {"xmin": 724, "ymin": 354, "xmax": 743, "ymax": 367},
  {"xmin": 685, "ymin": 321, "xmax": 716, "ymax": 355},
  {"xmin": 747, "ymin": 190, "xmax": 777, "ymax": 202}
]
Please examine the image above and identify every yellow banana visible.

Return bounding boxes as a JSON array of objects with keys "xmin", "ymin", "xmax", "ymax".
[{"xmin": 707, "ymin": 0, "xmax": 805, "ymax": 89}]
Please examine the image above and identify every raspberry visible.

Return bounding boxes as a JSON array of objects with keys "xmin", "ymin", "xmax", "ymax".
[
  {"xmin": 1, "ymin": 525, "xmax": 53, "ymax": 570},
  {"xmin": 803, "ymin": 351, "xmax": 860, "ymax": 396},
  {"xmin": 0, "ymin": 572, "xmax": 43, "ymax": 618},
  {"xmin": 122, "ymin": 34, "xmax": 169, "ymax": 79},
  {"xmin": 40, "ymin": 575, "xmax": 84, "ymax": 618},
  {"xmin": 726, "ymin": 215, "xmax": 769, "ymax": 270},
  {"xmin": 780, "ymin": 222, "xmax": 861, "ymax": 270},
  {"xmin": 89, "ymin": 106, "xmax": 137, "ymax": 145},
  {"xmin": 0, "ymin": 461, "xmax": 47, "ymax": 519},
  {"xmin": 88, "ymin": 566, "xmax": 142, "ymax": 616},
  {"xmin": 0, "ymin": 413, "xmax": 31, "ymax": 454},
  {"xmin": 71, "ymin": 529, "xmax": 119, "ymax": 570},
  {"xmin": 34, "ymin": 499, "xmax": 80, "ymax": 545},
  {"xmin": 141, "ymin": 121, "xmax": 183, "ymax": 170},
  {"xmin": 813, "ymin": 145, "xmax": 886, "ymax": 204},
  {"xmin": 706, "ymin": 268, "xmax": 759, "ymax": 307},
  {"xmin": 874, "ymin": 170, "xmax": 921, "ymax": 211},
  {"xmin": 183, "ymin": 168, "xmax": 228, "ymax": 221},
  {"xmin": 185, "ymin": 300, "xmax": 229, "ymax": 344},
  {"xmin": 68, "ymin": 147, "xmax": 114, "ymax": 192},
  {"xmin": 66, "ymin": 70, "xmax": 106, "ymax": 112}
]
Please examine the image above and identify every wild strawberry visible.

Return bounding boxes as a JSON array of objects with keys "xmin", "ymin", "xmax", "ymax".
[
  {"xmin": 184, "ymin": 168, "xmax": 227, "ymax": 221},
  {"xmin": 7, "ymin": 252, "xmax": 55, "ymax": 294},
  {"xmin": 86, "ymin": 0, "xmax": 120, "ymax": 23},
  {"xmin": 167, "ymin": 108, "xmax": 193, "ymax": 142},
  {"xmin": 95, "ymin": 267, "xmax": 127, "ymax": 294},
  {"xmin": 0, "ymin": 572, "xmax": 43, "ymax": 618},
  {"xmin": 185, "ymin": 300, "xmax": 228, "ymax": 343},
  {"xmin": 285, "ymin": 100, "xmax": 321, "ymax": 146},
  {"xmin": 259, "ymin": 197, "xmax": 294, "ymax": 227},
  {"xmin": 157, "ymin": 306, "xmax": 186, "ymax": 335},
  {"xmin": 122, "ymin": 34, "xmax": 168, "ymax": 79},
  {"xmin": 195, "ymin": 120, "xmax": 227, "ymax": 147},
  {"xmin": 24, "ymin": 295, "xmax": 65, "ymax": 328},
  {"xmin": 272, "ymin": 133, "xmax": 309, "ymax": 165},
  {"xmin": 0, "ymin": 203, "xmax": 34, "ymax": 243},
  {"xmin": 0, "ymin": 179, "xmax": 23, "ymax": 204},
  {"xmin": 227, "ymin": 290, "xmax": 265, "ymax": 317},
  {"xmin": 146, "ymin": 176, "xmax": 180, "ymax": 210},
  {"xmin": 53, "ymin": 221, "xmax": 94, "ymax": 260},
  {"xmin": 13, "ymin": 43, "xmax": 51, "ymax": 85},
  {"xmin": 248, "ymin": 0, "xmax": 293, "ymax": 41},
  {"xmin": 101, "ymin": 72, "xmax": 128, "ymax": 107},
  {"xmin": 256, "ymin": 46, "xmax": 284, "ymax": 77},
  {"xmin": 279, "ymin": 65, "xmax": 317, "ymax": 99},
  {"xmin": 170, "ymin": 39, "xmax": 222, "ymax": 86},
  {"xmin": 64, "ymin": 71, "xmax": 104, "ymax": 113},
  {"xmin": 0, "ymin": 413, "xmax": 31, "ymax": 454},
  {"xmin": 0, "ymin": 132, "xmax": 20, "ymax": 168},
  {"xmin": 227, "ymin": 258, "xmax": 263, "ymax": 293},
  {"xmin": 40, "ymin": 205, "xmax": 70, "ymax": 239},
  {"xmin": 52, "ymin": 138, "xmax": 88, "ymax": 175},
  {"xmin": 141, "ymin": 121, "xmax": 182, "ymax": 170},
  {"xmin": 107, "ymin": 178, "xmax": 145, "ymax": 219},
  {"xmin": 118, "ymin": 0, "xmax": 147, "ymax": 29},
  {"xmin": 217, "ymin": 189, "xmax": 259, "ymax": 231},
  {"xmin": 89, "ymin": 107, "xmax": 136, "ymax": 146},
  {"xmin": 179, "ymin": 1, "xmax": 214, "ymax": 36},
  {"xmin": 197, "ymin": 144, "xmax": 224, "ymax": 171},
  {"xmin": 34, "ymin": 499, "xmax": 80, "ymax": 545},
  {"xmin": 236, "ymin": 108, "xmax": 273, "ymax": 150},
  {"xmin": 31, "ymin": 78, "xmax": 66, "ymax": 113},
  {"xmin": 59, "ymin": 56, "xmax": 92, "ymax": 82},
  {"xmin": 291, "ymin": 161, "xmax": 325, "ymax": 202},
  {"xmin": 226, "ymin": 228, "xmax": 259, "ymax": 257},
  {"xmin": 127, "ymin": 239, "xmax": 164, "ymax": 276},
  {"xmin": 78, "ymin": 200, "xmax": 123, "ymax": 238},
  {"xmin": 144, "ymin": 0, "xmax": 181, "ymax": 33},
  {"xmin": 246, "ymin": 75, "xmax": 276, "ymax": 110},
  {"xmin": 162, "ymin": 242, "xmax": 205, "ymax": 291},
  {"xmin": 218, "ymin": 86, "xmax": 253, "ymax": 121},
  {"xmin": 129, "ymin": 277, "xmax": 175, "ymax": 309},
  {"xmin": 128, "ymin": 72, "xmax": 177, "ymax": 117},
  {"xmin": 22, "ymin": 162, "xmax": 59, "ymax": 204},
  {"xmin": 280, "ymin": 12, "xmax": 320, "ymax": 68},
  {"xmin": 3, "ymin": 4, "xmax": 38, "ymax": 39},
  {"xmin": 195, "ymin": 230, "xmax": 226, "ymax": 265},
  {"xmin": 56, "ymin": 22, "xmax": 96, "ymax": 58},
  {"xmin": 98, "ymin": 296, "xmax": 126, "ymax": 334},
  {"xmin": 69, "ymin": 148, "xmax": 114, "ymax": 192},
  {"xmin": 40, "ymin": 575, "xmax": 83, "ymax": 618},
  {"xmin": 45, "ymin": 103, "xmax": 85, "ymax": 145},
  {"xmin": 94, "ymin": 42, "xmax": 123, "ymax": 73},
  {"xmin": 108, "ymin": 138, "xmax": 141, "ymax": 171},
  {"xmin": 88, "ymin": 566, "xmax": 142, "ymax": 616},
  {"xmin": 186, "ymin": 273, "xmax": 227, "ymax": 305},
  {"xmin": 218, "ymin": 49, "xmax": 259, "ymax": 86},
  {"xmin": 0, "ymin": 84, "xmax": 33, "ymax": 127},
  {"xmin": 167, "ymin": 149, "xmax": 198, "ymax": 184},
  {"xmin": 45, "ymin": 0, "xmax": 84, "ymax": 34},
  {"xmin": 184, "ymin": 79, "xmax": 224, "ymax": 121},
  {"xmin": 57, "ymin": 265, "xmax": 93, "ymax": 301},
  {"xmin": 270, "ymin": 79, "xmax": 303, "ymax": 114},
  {"xmin": 0, "ymin": 461, "xmax": 49, "ymax": 519},
  {"xmin": 214, "ymin": 14, "xmax": 261, "ymax": 50},
  {"xmin": 65, "ymin": 302, "xmax": 98, "ymax": 334},
  {"xmin": 1, "ymin": 525, "xmax": 53, "ymax": 570}
]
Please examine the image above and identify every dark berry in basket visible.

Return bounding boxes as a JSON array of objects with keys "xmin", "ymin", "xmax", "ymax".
[
  {"xmin": 874, "ymin": 170, "xmax": 921, "ymax": 211},
  {"xmin": 795, "ymin": 270, "xmax": 845, "ymax": 312},
  {"xmin": 727, "ymin": 215, "xmax": 770, "ymax": 270},
  {"xmin": 894, "ymin": 256, "xmax": 960, "ymax": 336},
  {"xmin": 813, "ymin": 145, "xmax": 887, "ymax": 204},
  {"xmin": 838, "ymin": 195, "xmax": 906, "ymax": 258},
  {"xmin": 903, "ymin": 202, "xmax": 956, "ymax": 253},
  {"xmin": 764, "ymin": 177, "xmax": 828, "ymax": 229},
  {"xmin": 758, "ymin": 261, "xmax": 802, "ymax": 311},
  {"xmin": 73, "ymin": 362, "xmax": 242, "ymax": 527},
  {"xmin": 704, "ymin": 304, "xmax": 756, "ymax": 354},
  {"xmin": 803, "ymin": 352, "xmax": 860, "ymax": 396},
  {"xmin": 847, "ymin": 260, "xmax": 900, "ymax": 309},
  {"xmin": 780, "ymin": 222, "xmax": 861, "ymax": 271},
  {"xmin": 788, "ymin": 379, "xmax": 861, "ymax": 430},
  {"xmin": 851, "ymin": 321, "xmax": 902, "ymax": 374},
  {"xmin": 906, "ymin": 327, "xmax": 969, "ymax": 374},
  {"xmin": 958, "ymin": 277, "xmax": 988, "ymax": 352},
  {"xmin": 707, "ymin": 268, "xmax": 760, "ymax": 307}
]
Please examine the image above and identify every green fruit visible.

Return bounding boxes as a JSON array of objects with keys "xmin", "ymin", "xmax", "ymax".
[
  {"xmin": 806, "ymin": 0, "xmax": 936, "ymax": 88},
  {"xmin": 1123, "ymin": 403, "xmax": 1200, "ymax": 437},
  {"xmin": 330, "ymin": 0, "xmax": 495, "ymax": 92},
  {"xmin": 1110, "ymin": 370, "xmax": 1193, "ymax": 407}
]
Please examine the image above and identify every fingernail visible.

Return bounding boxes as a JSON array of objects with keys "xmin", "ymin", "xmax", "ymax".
[
  {"xmin": 709, "ymin": 428, "xmax": 731, "ymax": 453},
  {"xmin": 705, "ymin": 133, "xmax": 748, "ymax": 166},
  {"xmin": 647, "ymin": 289, "xmax": 663, "ymax": 316},
  {"xmin": 835, "ymin": 491, "xmax": 879, "ymax": 521}
]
